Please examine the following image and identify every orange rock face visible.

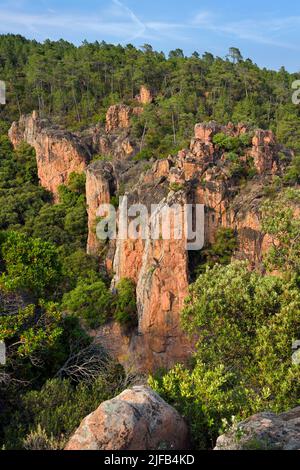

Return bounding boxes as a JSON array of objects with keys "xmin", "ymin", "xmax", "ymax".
[
  {"xmin": 86, "ymin": 120, "xmax": 292, "ymax": 372},
  {"xmin": 137, "ymin": 85, "xmax": 153, "ymax": 105},
  {"xmin": 8, "ymin": 112, "xmax": 90, "ymax": 199},
  {"xmin": 9, "ymin": 111, "xmax": 293, "ymax": 373},
  {"xmin": 251, "ymin": 129, "xmax": 277, "ymax": 174},
  {"xmin": 105, "ymin": 104, "xmax": 132, "ymax": 133},
  {"xmin": 86, "ymin": 161, "xmax": 116, "ymax": 255},
  {"xmin": 65, "ymin": 386, "xmax": 190, "ymax": 450}
]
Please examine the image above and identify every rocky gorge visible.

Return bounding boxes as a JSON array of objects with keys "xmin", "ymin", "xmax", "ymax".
[{"xmin": 8, "ymin": 87, "xmax": 294, "ymax": 374}]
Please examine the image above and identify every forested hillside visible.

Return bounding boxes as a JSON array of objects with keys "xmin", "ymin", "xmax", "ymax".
[{"xmin": 1, "ymin": 34, "xmax": 300, "ymax": 156}]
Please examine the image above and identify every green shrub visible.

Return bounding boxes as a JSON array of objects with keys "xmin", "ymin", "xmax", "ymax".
[
  {"xmin": 133, "ymin": 148, "xmax": 154, "ymax": 161},
  {"xmin": 4, "ymin": 365, "xmax": 125, "ymax": 449},
  {"xmin": 191, "ymin": 227, "xmax": 237, "ymax": 278},
  {"xmin": 151, "ymin": 262, "xmax": 300, "ymax": 449},
  {"xmin": 67, "ymin": 172, "xmax": 86, "ymax": 194},
  {"xmin": 169, "ymin": 182, "xmax": 184, "ymax": 192},
  {"xmin": 61, "ymin": 249, "xmax": 99, "ymax": 290},
  {"xmin": 114, "ymin": 278, "xmax": 137, "ymax": 327},
  {"xmin": 0, "ymin": 231, "xmax": 62, "ymax": 298},
  {"xmin": 284, "ymin": 155, "xmax": 300, "ymax": 184},
  {"xmin": 149, "ymin": 361, "xmax": 247, "ymax": 449},
  {"xmin": 213, "ymin": 132, "xmax": 253, "ymax": 153},
  {"xmin": 62, "ymin": 280, "xmax": 112, "ymax": 328},
  {"xmin": 226, "ymin": 151, "xmax": 239, "ymax": 163},
  {"xmin": 261, "ymin": 190, "xmax": 300, "ymax": 275},
  {"xmin": 213, "ymin": 133, "xmax": 241, "ymax": 152}
]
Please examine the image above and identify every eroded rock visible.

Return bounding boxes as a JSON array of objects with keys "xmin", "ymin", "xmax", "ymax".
[
  {"xmin": 215, "ymin": 407, "xmax": 300, "ymax": 450},
  {"xmin": 9, "ymin": 111, "xmax": 90, "ymax": 199},
  {"xmin": 65, "ymin": 386, "xmax": 190, "ymax": 450}
]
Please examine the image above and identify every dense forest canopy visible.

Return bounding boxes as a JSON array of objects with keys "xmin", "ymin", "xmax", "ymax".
[{"xmin": 0, "ymin": 34, "xmax": 300, "ymax": 157}]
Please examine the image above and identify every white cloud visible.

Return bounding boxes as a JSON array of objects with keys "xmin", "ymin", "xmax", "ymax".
[
  {"xmin": 0, "ymin": 0, "xmax": 299, "ymax": 53},
  {"xmin": 192, "ymin": 12, "xmax": 300, "ymax": 51}
]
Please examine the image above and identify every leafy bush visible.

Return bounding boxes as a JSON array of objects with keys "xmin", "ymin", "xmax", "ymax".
[
  {"xmin": 0, "ymin": 231, "xmax": 62, "ymax": 298},
  {"xmin": 149, "ymin": 361, "xmax": 247, "ymax": 449},
  {"xmin": 169, "ymin": 182, "xmax": 184, "ymax": 192},
  {"xmin": 114, "ymin": 278, "xmax": 137, "ymax": 327},
  {"xmin": 23, "ymin": 424, "xmax": 61, "ymax": 450},
  {"xmin": 213, "ymin": 132, "xmax": 253, "ymax": 153},
  {"xmin": 261, "ymin": 189, "xmax": 300, "ymax": 276},
  {"xmin": 190, "ymin": 227, "xmax": 237, "ymax": 279},
  {"xmin": 61, "ymin": 249, "xmax": 99, "ymax": 290},
  {"xmin": 62, "ymin": 280, "xmax": 112, "ymax": 327},
  {"xmin": 4, "ymin": 363, "xmax": 125, "ymax": 449},
  {"xmin": 0, "ymin": 301, "xmax": 63, "ymax": 360},
  {"xmin": 151, "ymin": 262, "xmax": 300, "ymax": 448},
  {"xmin": 284, "ymin": 154, "xmax": 300, "ymax": 184}
]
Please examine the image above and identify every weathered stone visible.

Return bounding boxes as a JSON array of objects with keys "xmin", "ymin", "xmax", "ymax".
[
  {"xmin": 215, "ymin": 407, "xmax": 300, "ymax": 450},
  {"xmin": 137, "ymin": 85, "xmax": 153, "ymax": 105},
  {"xmin": 65, "ymin": 386, "xmax": 190, "ymax": 450},
  {"xmin": 251, "ymin": 129, "xmax": 277, "ymax": 175},
  {"xmin": 105, "ymin": 104, "xmax": 143, "ymax": 133},
  {"xmin": 9, "ymin": 112, "xmax": 90, "ymax": 199},
  {"xmin": 105, "ymin": 104, "xmax": 132, "ymax": 133},
  {"xmin": 86, "ymin": 161, "xmax": 117, "ymax": 255}
]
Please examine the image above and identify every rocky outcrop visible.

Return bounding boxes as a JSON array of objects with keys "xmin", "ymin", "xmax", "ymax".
[
  {"xmin": 65, "ymin": 386, "xmax": 189, "ymax": 450},
  {"xmin": 9, "ymin": 110, "xmax": 292, "ymax": 373},
  {"xmin": 86, "ymin": 161, "xmax": 117, "ymax": 256},
  {"xmin": 9, "ymin": 111, "xmax": 90, "ymax": 198},
  {"xmin": 251, "ymin": 129, "xmax": 278, "ymax": 175},
  {"xmin": 137, "ymin": 85, "xmax": 153, "ymax": 105},
  {"xmin": 215, "ymin": 407, "xmax": 300, "ymax": 450},
  {"xmin": 105, "ymin": 104, "xmax": 142, "ymax": 133},
  {"xmin": 88, "ymin": 120, "xmax": 291, "ymax": 372},
  {"xmin": 105, "ymin": 105, "xmax": 132, "ymax": 133}
]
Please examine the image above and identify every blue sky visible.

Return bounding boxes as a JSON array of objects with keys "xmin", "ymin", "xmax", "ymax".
[{"xmin": 0, "ymin": 0, "xmax": 300, "ymax": 71}]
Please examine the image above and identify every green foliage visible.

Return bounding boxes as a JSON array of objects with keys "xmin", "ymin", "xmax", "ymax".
[
  {"xmin": 213, "ymin": 132, "xmax": 253, "ymax": 153},
  {"xmin": 0, "ymin": 137, "xmax": 51, "ymax": 231},
  {"xmin": 114, "ymin": 278, "xmax": 137, "ymax": 327},
  {"xmin": 261, "ymin": 189, "xmax": 300, "ymax": 276},
  {"xmin": 62, "ymin": 279, "xmax": 112, "ymax": 328},
  {"xmin": 284, "ymin": 154, "xmax": 300, "ymax": 184},
  {"xmin": 151, "ymin": 262, "xmax": 300, "ymax": 448},
  {"xmin": 0, "ymin": 301, "xmax": 63, "ymax": 359},
  {"xmin": 67, "ymin": 172, "xmax": 86, "ymax": 194},
  {"xmin": 0, "ymin": 231, "xmax": 62, "ymax": 298},
  {"xmin": 4, "ymin": 362, "xmax": 125, "ymax": 449},
  {"xmin": 190, "ymin": 227, "xmax": 237, "ymax": 279},
  {"xmin": 61, "ymin": 249, "xmax": 99, "ymax": 290},
  {"xmin": 169, "ymin": 182, "xmax": 185, "ymax": 192},
  {"xmin": 0, "ymin": 34, "xmax": 299, "ymax": 157},
  {"xmin": 149, "ymin": 361, "xmax": 246, "ymax": 449},
  {"xmin": 1, "ymin": 34, "xmax": 300, "ymax": 451},
  {"xmin": 28, "ymin": 174, "xmax": 88, "ymax": 251}
]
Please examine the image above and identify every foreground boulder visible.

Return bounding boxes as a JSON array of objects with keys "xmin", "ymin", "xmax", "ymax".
[
  {"xmin": 215, "ymin": 407, "xmax": 300, "ymax": 450},
  {"xmin": 65, "ymin": 386, "xmax": 189, "ymax": 450}
]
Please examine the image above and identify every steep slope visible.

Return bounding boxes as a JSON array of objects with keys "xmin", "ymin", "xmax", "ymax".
[{"xmin": 8, "ymin": 102, "xmax": 292, "ymax": 372}]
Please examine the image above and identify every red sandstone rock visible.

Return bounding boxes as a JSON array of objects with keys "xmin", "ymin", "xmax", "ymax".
[
  {"xmin": 215, "ymin": 407, "xmax": 300, "ymax": 450},
  {"xmin": 105, "ymin": 104, "xmax": 143, "ymax": 133},
  {"xmin": 105, "ymin": 104, "xmax": 132, "ymax": 133},
  {"xmin": 10, "ymin": 110, "xmax": 293, "ymax": 374},
  {"xmin": 8, "ymin": 112, "xmax": 90, "ymax": 199},
  {"xmin": 251, "ymin": 129, "xmax": 277, "ymax": 174},
  {"xmin": 65, "ymin": 386, "xmax": 190, "ymax": 450},
  {"xmin": 86, "ymin": 120, "xmax": 292, "ymax": 372},
  {"xmin": 137, "ymin": 85, "xmax": 153, "ymax": 105},
  {"xmin": 86, "ymin": 161, "xmax": 116, "ymax": 255}
]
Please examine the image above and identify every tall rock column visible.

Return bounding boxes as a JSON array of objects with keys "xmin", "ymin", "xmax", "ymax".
[
  {"xmin": 9, "ymin": 111, "xmax": 90, "ymax": 199},
  {"xmin": 86, "ymin": 161, "xmax": 117, "ymax": 256}
]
